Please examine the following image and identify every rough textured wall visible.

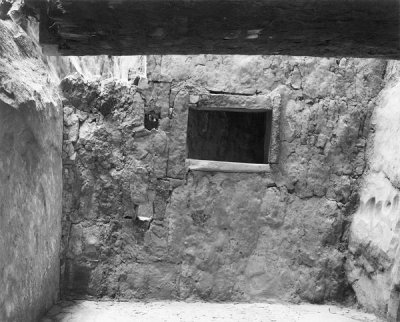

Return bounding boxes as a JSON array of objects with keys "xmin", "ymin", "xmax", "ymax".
[
  {"xmin": 61, "ymin": 55, "xmax": 386, "ymax": 303},
  {"xmin": 347, "ymin": 61, "xmax": 400, "ymax": 321},
  {"xmin": 47, "ymin": 55, "xmax": 146, "ymax": 81},
  {"xmin": 0, "ymin": 17, "xmax": 62, "ymax": 322}
]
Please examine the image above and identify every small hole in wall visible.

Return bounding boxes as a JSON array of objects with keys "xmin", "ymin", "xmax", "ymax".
[
  {"xmin": 366, "ymin": 197, "xmax": 376, "ymax": 208},
  {"xmin": 394, "ymin": 195, "xmax": 399, "ymax": 208},
  {"xmin": 144, "ymin": 111, "xmax": 160, "ymax": 130},
  {"xmin": 133, "ymin": 76, "xmax": 140, "ymax": 86}
]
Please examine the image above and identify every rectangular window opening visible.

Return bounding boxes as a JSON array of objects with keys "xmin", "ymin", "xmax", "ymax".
[{"xmin": 187, "ymin": 108, "xmax": 273, "ymax": 165}]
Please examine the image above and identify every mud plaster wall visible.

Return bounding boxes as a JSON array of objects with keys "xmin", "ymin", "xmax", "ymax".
[
  {"xmin": 61, "ymin": 55, "xmax": 386, "ymax": 303},
  {"xmin": 0, "ymin": 19, "xmax": 62, "ymax": 322},
  {"xmin": 347, "ymin": 61, "xmax": 400, "ymax": 321}
]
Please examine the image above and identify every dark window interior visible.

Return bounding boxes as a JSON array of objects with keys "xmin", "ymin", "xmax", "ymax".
[{"xmin": 187, "ymin": 109, "xmax": 272, "ymax": 164}]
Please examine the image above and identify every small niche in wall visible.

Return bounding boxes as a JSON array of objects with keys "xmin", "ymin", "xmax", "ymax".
[
  {"xmin": 187, "ymin": 108, "xmax": 272, "ymax": 164},
  {"xmin": 144, "ymin": 111, "xmax": 160, "ymax": 130}
]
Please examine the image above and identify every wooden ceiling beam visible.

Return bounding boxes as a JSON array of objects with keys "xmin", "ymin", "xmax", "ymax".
[{"xmin": 26, "ymin": 0, "xmax": 400, "ymax": 58}]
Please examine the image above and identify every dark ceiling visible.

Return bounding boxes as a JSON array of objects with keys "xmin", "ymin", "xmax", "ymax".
[{"xmin": 27, "ymin": 0, "xmax": 400, "ymax": 58}]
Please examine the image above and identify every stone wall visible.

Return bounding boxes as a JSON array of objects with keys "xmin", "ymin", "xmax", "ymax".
[
  {"xmin": 0, "ymin": 18, "xmax": 62, "ymax": 322},
  {"xmin": 61, "ymin": 55, "xmax": 386, "ymax": 303}
]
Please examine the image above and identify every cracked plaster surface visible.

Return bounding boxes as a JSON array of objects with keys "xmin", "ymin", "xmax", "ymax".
[{"xmin": 61, "ymin": 55, "xmax": 386, "ymax": 305}]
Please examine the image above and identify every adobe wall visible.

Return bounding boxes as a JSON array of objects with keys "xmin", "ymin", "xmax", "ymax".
[
  {"xmin": 0, "ymin": 18, "xmax": 62, "ymax": 322},
  {"xmin": 347, "ymin": 61, "xmax": 400, "ymax": 321},
  {"xmin": 61, "ymin": 55, "xmax": 386, "ymax": 303}
]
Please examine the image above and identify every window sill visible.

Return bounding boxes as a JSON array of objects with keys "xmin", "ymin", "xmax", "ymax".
[{"xmin": 186, "ymin": 159, "xmax": 271, "ymax": 173}]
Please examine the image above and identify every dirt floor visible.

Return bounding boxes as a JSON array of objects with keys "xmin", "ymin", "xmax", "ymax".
[{"xmin": 40, "ymin": 301, "xmax": 383, "ymax": 322}]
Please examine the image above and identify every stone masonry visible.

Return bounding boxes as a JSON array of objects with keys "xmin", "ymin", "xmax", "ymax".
[{"xmin": 61, "ymin": 55, "xmax": 386, "ymax": 304}]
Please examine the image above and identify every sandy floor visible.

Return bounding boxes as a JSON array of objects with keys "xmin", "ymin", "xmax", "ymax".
[{"xmin": 40, "ymin": 300, "xmax": 383, "ymax": 322}]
